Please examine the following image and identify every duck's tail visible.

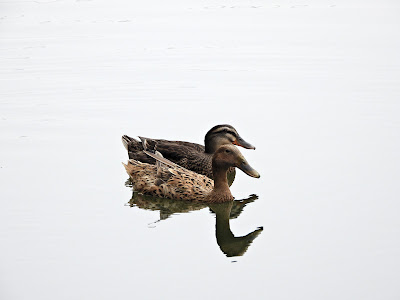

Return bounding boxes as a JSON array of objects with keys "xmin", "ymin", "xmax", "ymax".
[
  {"xmin": 121, "ymin": 135, "xmax": 137, "ymax": 151},
  {"xmin": 122, "ymin": 159, "xmax": 142, "ymax": 175},
  {"xmin": 122, "ymin": 162, "xmax": 131, "ymax": 174}
]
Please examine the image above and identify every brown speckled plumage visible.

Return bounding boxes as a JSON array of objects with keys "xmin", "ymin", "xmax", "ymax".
[
  {"xmin": 123, "ymin": 145, "xmax": 260, "ymax": 203},
  {"xmin": 124, "ymin": 159, "xmax": 216, "ymax": 202}
]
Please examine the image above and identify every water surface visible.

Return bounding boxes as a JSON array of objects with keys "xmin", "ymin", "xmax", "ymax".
[{"xmin": 1, "ymin": 0, "xmax": 400, "ymax": 299}]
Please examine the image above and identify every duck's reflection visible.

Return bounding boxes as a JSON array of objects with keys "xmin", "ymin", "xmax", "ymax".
[
  {"xmin": 126, "ymin": 192, "xmax": 263, "ymax": 257},
  {"xmin": 209, "ymin": 201, "xmax": 263, "ymax": 257}
]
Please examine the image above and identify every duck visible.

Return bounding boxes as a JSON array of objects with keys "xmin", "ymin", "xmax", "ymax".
[
  {"xmin": 121, "ymin": 125, "xmax": 255, "ymax": 184},
  {"xmin": 123, "ymin": 144, "xmax": 260, "ymax": 203}
]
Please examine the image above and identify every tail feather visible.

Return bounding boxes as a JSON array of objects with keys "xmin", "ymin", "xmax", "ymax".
[
  {"xmin": 123, "ymin": 160, "xmax": 141, "ymax": 176},
  {"xmin": 122, "ymin": 162, "xmax": 131, "ymax": 174},
  {"xmin": 143, "ymin": 150, "xmax": 181, "ymax": 169},
  {"xmin": 139, "ymin": 136, "xmax": 149, "ymax": 151},
  {"xmin": 121, "ymin": 135, "xmax": 136, "ymax": 151},
  {"xmin": 128, "ymin": 159, "xmax": 140, "ymax": 165}
]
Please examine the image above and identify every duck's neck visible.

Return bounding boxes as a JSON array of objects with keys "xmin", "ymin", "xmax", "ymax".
[
  {"xmin": 207, "ymin": 166, "xmax": 233, "ymax": 202},
  {"xmin": 213, "ymin": 167, "xmax": 230, "ymax": 190},
  {"xmin": 205, "ymin": 141, "xmax": 218, "ymax": 154},
  {"xmin": 205, "ymin": 138, "xmax": 225, "ymax": 154}
]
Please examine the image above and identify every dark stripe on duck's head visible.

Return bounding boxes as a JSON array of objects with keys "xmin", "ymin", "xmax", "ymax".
[
  {"xmin": 204, "ymin": 124, "xmax": 255, "ymax": 153},
  {"xmin": 207, "ymin": 124, "xmax": 238, "ymax": 137}
]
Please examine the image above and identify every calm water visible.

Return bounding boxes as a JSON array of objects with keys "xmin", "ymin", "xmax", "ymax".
[{"xmin": 1, "ymin": 0, "xmax": 400, "ymax": 299}]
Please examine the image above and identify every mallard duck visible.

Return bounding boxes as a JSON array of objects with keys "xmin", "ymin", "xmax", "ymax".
[
  {"xmin": 123, "ymin": 144, "xmax": 260, "ymax": 203},
  {"xmin": 121, "ymin": 124, "xmax": 255, "ymax": 182}
]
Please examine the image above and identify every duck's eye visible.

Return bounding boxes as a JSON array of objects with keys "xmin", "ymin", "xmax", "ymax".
[{"xmin": 225, "ymin": 149, "xmax": 231, "ymax": 153}]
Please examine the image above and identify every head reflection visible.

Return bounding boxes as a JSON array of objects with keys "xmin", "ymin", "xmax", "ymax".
[{"xmin": 127, "ymin": 192, "xmax": 263, "ymax": 258}]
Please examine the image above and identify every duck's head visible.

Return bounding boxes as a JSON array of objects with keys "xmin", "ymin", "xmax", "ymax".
[
  {"xmin": 204, "ymin": 124, "xmax": 255, "ymax": 154},
  {"xmin": 212, "ymin": 145, "xmax": 260, "ymax": 178}
]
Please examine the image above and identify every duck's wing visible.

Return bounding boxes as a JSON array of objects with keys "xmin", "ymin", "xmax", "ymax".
[
  {"xmin": 140, "ymin": 137, "xmax": 212, "ymax": 178},
  {"xmin": 143, "ymin": 150, "xmax": 181, "ymax": 169},
  {"xmin": 124, "ymin": 135, "xmax": 205, "ymax": 153},
  {"xmin": 124, "ymin": 148, "xmax": 213, "ymax": 201},
  {"xmin": 122, "ymin": 135, "xmax": 206, "ymax": 167},
  {"xmin": 139, "ymin": 136, "xmax": 205, "ymax": 153}
]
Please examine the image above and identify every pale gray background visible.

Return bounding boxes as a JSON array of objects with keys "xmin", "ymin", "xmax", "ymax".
[{"xmin": 1, "ymin": 0, "xmax": 399, "ymax": 299}]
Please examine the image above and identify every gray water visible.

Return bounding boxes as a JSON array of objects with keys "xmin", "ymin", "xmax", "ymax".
[{"xmin": 1, "ymin": 0, "xmax": 400, "ymax": 299}]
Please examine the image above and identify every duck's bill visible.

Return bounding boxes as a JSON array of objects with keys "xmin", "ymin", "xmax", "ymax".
[
  {"xmin": 238, "ymin": 160, "xmax": 260, "ymax": 178},
  {"xmin": 233, "ymin": 136, "xmax": 256, "ymax": 150}
]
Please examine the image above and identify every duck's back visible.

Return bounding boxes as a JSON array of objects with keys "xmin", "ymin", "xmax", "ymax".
[
  {"xmin": 124, "ymin": 160, "xmax": 214, "ymax": 201},
  {"xmin": 123, "ymin": 135, "xmax": 213, "ymax": 177}
]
